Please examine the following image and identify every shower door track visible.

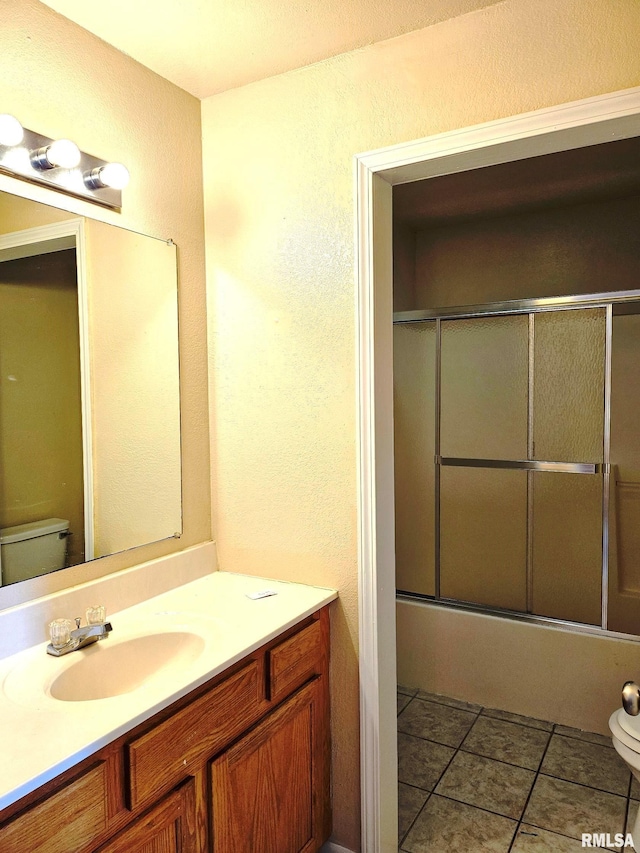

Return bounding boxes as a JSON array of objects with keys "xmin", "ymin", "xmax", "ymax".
[
  {"xmin": 394, "ymin": 289, "xmax": 640, "ymax": 637},
  {"xmin": 395, "ymin": 591, "xmax": 640, "ymax": 644},
  {"xmin": 393, "ymin": 288, "xmax": 640, "ymax": 323}
]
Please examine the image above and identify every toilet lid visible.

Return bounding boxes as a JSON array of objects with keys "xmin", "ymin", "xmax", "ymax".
[{"xmin": 612, "ymin": 708, "xmax": 640, "ymax": 752}]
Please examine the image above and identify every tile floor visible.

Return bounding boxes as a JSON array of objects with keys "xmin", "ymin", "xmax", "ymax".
[{"xmin": 397, "ymin": 686, "xmax": 639, "ymax": 851}]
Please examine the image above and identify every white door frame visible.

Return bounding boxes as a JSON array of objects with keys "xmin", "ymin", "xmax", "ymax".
[
  {"xmin": 0, "ymin": 219, "xmax": 94, "ymax": 563},
  {"xmin": 355, "ymin": 85, "xmax": 640, "ymax": 852}
]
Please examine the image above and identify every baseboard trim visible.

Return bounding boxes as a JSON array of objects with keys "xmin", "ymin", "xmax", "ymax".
[{"xmin": 320, "ymin": 842, "xmax": 356, "ymax": 853}]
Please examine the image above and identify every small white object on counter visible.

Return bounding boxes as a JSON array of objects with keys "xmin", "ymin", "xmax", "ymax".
[
  {"xmin": 246, "ymin": 589, "xmax": 278, "ymax": 599},
  {"xmin": 0, "ymin": 571, "xmax": 336, "ymax": 812}
]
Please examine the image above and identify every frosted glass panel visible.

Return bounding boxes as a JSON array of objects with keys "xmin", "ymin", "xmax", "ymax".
[
  {"xmin": 531, "ymin": 472, "xmax": 602, "ymax": 626},
  {"xmin": 533, "ymin": 308, "xmax": 605, "ymax": 463},
  {"xmin": 440, "ymin": 467, "xmax": 527, "ymax": 611},
  {"xmin": 608, "ymin": 313, "xmax": 640, "ymax": 634},
  {"xmin": 393, "ymin": 322, "xmax": 436, "ymax": 596},
  {"xmin": 441, "ymin": 315, "xmax": 528, "ymax": 460}
]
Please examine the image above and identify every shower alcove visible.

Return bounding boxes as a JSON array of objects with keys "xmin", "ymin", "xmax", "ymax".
[{"xmin": 393, "ymin": 135, "xmax": 640, "ymax": 638}]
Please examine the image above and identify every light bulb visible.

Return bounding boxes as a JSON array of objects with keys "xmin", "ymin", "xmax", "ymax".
[
  {"xmin": 90, "ymin": 162, "xmax": 130, "ymax": 190},
  {"xmin": 45, "ymin": 138, "xmax": 81, "ymax": 169},
  {"xmin": 0, "ymin": 114, "xmax": 24, "ymax": 147}
]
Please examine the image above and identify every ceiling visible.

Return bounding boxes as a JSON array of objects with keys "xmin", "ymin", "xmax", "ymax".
[{"xmin": 39, "ymin": 0, "xmax": 499, "ymax": 99}]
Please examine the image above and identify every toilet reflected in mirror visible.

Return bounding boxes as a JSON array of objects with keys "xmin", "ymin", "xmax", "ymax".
[{"xmin": 0, "ymin": 519, "xmax": 69, "ymax": 584}]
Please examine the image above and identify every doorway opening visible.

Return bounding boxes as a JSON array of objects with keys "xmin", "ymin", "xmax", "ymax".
[{"xmin": 355, "ymin": 86, "xmax": 640, "ymax": 852}]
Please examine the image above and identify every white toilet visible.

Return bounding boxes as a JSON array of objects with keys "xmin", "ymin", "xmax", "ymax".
[
  {"xmin": 610, "ymin": 704, "xmax": 640, "ymax": 847},
  {"xmin": 0, "ymin": 518, "xmax": 69, "ymax": 585}
]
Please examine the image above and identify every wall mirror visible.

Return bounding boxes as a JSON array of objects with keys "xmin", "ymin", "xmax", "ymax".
[{"xmin": 0, "ymin": 190, "xmax": 182, "ymax": 587}]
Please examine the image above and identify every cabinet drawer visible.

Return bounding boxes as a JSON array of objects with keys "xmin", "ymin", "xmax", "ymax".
[
  {"xmin": 127, "ymin": 661, "xmax": 260, "ymax": 810},
  {"xmin": 95, "ymin": 780, "xmax": 196, "ymax": 853},
  {"xmin": 0, "ymin": 762, "xmax": 108, "ymax": 853},
  {"xmin": 269, "ymin": 619, "xmax": 322, "ymax": 703}
]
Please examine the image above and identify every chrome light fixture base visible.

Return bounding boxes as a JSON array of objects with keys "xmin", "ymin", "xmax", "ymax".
[{"xmin": 0, "ymin": 124, "xmax": 125, "ymax": 211}]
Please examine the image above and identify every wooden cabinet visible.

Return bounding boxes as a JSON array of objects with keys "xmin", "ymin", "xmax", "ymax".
[
  {"xmin": 0, "ymin": 763, "xmax": 109, "ymax": 853},
  {"xmin": 95, "ymin": 781, "xmax": 197, "ymax": 853},
  {"xmin": 211, "ymin": 678, "xmax": 329, "ymax": 853},
  {"xmin": 0, "ymin": 607, "xmax": 330, "ymax": 853}
]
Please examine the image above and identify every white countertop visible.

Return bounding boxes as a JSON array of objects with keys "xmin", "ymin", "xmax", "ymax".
[{"xmin": 0, "ymin": 571, "xmax": 337, "ymax": 812}]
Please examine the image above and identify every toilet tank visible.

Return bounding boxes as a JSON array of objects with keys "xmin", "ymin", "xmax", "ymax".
[{"xmin": 0, "ymin": 518, "xmax": 69, "ymax": 585}]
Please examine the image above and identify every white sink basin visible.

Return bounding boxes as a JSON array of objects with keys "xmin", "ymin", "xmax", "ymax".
[
  {"xmin": 2, "ymin": 613, "xmax": 225, "ymax": 708},
  {"xmin": 49, "ymin": 631, "xmax": 206, "ymax": 702}
]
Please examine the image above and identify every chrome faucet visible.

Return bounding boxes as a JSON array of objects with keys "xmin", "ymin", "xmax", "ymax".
[
  {"xmin": 47, "ymin": 608, "xmax": 113, "ymax": 657},
  {"xmin": 622, "ymin": 681, "xmax": 640, "ymax": 716}
]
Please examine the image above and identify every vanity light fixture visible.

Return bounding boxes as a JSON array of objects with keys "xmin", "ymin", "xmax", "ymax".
[
  {"xmin": 84, "ymin": 162, "xmax": 130, "ymax": 191},
  {"xmin": 0, "ymin": 114, "xmax": 24, "ymax": 147},
  {"xmin": 0, "ymin": 114, "xmax": 129, "ymax": 210},
  {"xmin": 31, "ymin": 138, "xmax": 82, "ymax": 170}
]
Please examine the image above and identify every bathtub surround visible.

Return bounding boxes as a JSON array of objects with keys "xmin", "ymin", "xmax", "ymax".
[{"xmin": 397, "ymin": 599, "xmax": 640, "ymax": 737}]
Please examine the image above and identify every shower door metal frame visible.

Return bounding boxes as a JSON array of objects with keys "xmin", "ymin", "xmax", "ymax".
[{"xmin": 394, "ymin": 288, "xmax": 640, "ymax": 637}]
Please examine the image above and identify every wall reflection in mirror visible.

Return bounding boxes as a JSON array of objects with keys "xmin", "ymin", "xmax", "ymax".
[{"xmin": 0, "ymin": 191, "xmax": 181, "ymax": 586}]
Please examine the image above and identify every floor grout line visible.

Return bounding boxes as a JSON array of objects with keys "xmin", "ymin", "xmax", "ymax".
[
  {"xmin": 506, "ymin": 723, "xmax": 554, "ymax": 851},
  {"xmin": 397, "ymin": 688, "xmax": 631, "ymax": 852}
]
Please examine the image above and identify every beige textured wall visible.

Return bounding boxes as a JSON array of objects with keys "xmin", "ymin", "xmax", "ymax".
[
  {"xmin": 0, "ymin": 0, "xmax": 210, "ymax": 609},
  {"xmin": 412, "ymin": 194, "xmax": 640, "ymax": 309},
  {"xmin": 202, "ymin": 1, "xmax": 640, "ymax": 847}
]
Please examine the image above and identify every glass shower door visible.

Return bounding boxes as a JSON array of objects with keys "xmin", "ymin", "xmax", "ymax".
[
  {"xmin": 530, "ymin": 308, "xmax": 605, "ymax": 626},
  {"xmin": 437, "ymin": 307, "xmax": 606, "ymax": 624},
  {"xmin": 439, "ymin": 314, "xmax": 529, "ymax": 611},
  {"xmin": 394, "ymin": 301, "xmax": 610, "ymax": 630},
  {"xmin": 393, "ymin": 321, "xmax": 436, "ymax": 596}
]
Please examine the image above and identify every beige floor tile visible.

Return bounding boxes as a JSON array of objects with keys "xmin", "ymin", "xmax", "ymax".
[
  {"xmin": 401, "ymin": 794, "xmax": 516, "ymax": 852},
  {"xmin": 523, "ymin": 774, "xmax": 627, "ymax": 840},
  {"xmin": 434, "ymin": 750, "xmax": 534, "ymax": 819},
  {"xmin": 398, "ymin": 732, "xmax": 455, "ymax": 790},
  {"xmin": 461, "ymin": 715, "xmax": 550, "ymax": 770},
  {"xmin": 398, "ymin": 784, "xmax": 429, "ymax": 845},
  {"xmin": 482, "ymin": 707, "xmax": 553, "ymax": 732},
  {"xmin": 554, "ymin": 724, "xmax": 614, "ymax": 748},
  {"xmin": 631, "ymin": 776, "xmax": 640, "ymax": 800},
  {"xmin": 398, "ymin": 684, "xmax": 419, "ymax": 697},
  {"xmin": 416, "ymin": 689, "xmax": 482, "ymax": 714},
  {"xmin": 541, "ymin": 734, "xmax": 630, "ymax": 795},
  {"xmin": 398, "ymin": 697, "xmax": 477, "ymax": 748},
  {"xmin": 398, "ymin": 692, "xmax": 412, "ymax": 715},
  {"xmin": 511, "ymin": 824, "xmax": 598, "ymax": 851}
]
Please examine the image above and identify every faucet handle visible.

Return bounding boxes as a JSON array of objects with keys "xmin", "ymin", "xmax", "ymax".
[
  {"xmin": 50, "ymin": 618, "xmax": 74, "ymax": 650},
  {"xmin": 75, "ymin": 617, "xmax": 82, "ymax": 630},
  {"xmin": 86, "ymin": 604, "xmax": 106, "ymax": 625}
]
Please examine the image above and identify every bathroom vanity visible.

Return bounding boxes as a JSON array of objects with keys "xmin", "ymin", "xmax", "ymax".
[{"xmin": 0, "ymin": 570, "xmax": 336, "ymax": 853}]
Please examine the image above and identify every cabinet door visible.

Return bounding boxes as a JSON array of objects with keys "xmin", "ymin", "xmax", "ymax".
[
  {"xmin": 211, "ymin": 679, "xmax": 329, "ymax": 853},
  {"xmin": 0, "ymin": 762, "xmax": 108, "ymax": 853},
  {"xmin": 94, "ymin": 781, "xmax": 196, "ymax": 853}
]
